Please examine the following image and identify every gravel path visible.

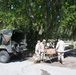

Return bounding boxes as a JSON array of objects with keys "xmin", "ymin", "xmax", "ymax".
[
  {"xmin": 0, "ymin": 59, "xmax": 76, "ymax": 75},
  {"xmin": 0, "ymin": 49, "xmax": 76, "ymax": 75},
  {"xmin": 0, "ymin": 60, "xmax": 76, "ymax": 75}
]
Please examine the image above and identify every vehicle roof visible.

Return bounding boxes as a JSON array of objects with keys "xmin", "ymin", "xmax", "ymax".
[
  {"xmin": 0, "ymin": 29, "xmax": 25, "ymax": 39},
  {"xmin": 0, "ymin": 29, "xmax": 13, "ymax": 34}
]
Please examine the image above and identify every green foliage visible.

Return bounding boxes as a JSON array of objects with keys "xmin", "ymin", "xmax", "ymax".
[
  {"xmin": 60, "ymin": 0, "xmax": 76, "ymax": 39},
  {"xmin": 0, "ymin": 0, "xmax": 76, "ymax": 49}
]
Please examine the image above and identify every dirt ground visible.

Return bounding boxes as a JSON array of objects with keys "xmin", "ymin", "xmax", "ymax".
[
  {"xmin": 50, "ymin": 56, "xmax": 76, "ymax": 69},
  {"xmin": 0, "ymin": 49, "xmax": 76, "ymax": 75},
  {"xmin": 9, "ymin": 49, "xmax": 76, "ymax": 69},
  {"xmin": 28, "ymin": 49, "xmax": 76, "ymax": 69},
  {"xmin": 51, "ymin": 49, "xmax": 76, "ymax": 69}
]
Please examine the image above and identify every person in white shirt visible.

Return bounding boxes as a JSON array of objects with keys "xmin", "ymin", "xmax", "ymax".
[
  {"xmin": 40, "ymin": 40, "xmax": 45, "ymax": 63},
  {"xmin": 34, "ymin": 40, "xmax": 41, "ymax": 63},
  {"xmin": 56, "ymin": 37, "xmax": 65, "ymax": 64}
]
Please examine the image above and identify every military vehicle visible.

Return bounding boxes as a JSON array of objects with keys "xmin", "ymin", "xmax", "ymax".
[{"xmin": 0, "ymin": 29, "xmax": 27, "ymax": 63}]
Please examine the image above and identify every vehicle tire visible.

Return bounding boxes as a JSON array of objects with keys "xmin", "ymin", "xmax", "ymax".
[{"xmin": 0, "ymin": 51, "xmax": 10, "ymax": 63}]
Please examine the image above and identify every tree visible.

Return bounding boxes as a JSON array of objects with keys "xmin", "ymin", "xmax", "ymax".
[
  {"xmin": 59, "ymin": 0, "xmax": 76, "ymax": 40},
  {"xmin": 0, "ymin": 0, "xmax": 76, "ymax": 49}
]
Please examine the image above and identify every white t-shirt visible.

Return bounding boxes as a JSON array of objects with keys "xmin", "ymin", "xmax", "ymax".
[
  {"xmin": 40, "ymin": 42, "xmax": 44, "ymax": 52},
  {"xmin": 56, "ymin": 40, "xmax": 65, "ymax": 52},
  {"xmin": 35, "ymin": 43, "xmax": 40, "ymax": 54}
]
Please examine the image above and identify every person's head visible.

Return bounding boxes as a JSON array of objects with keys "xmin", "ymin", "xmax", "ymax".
[
  {"xmin": 37, "ymin": 40, "xmax": 40, "ymax": 44},
  {"xmin": 41, "ymin": 39, "xmax": 45, "ymax": 44},
  {"xmin": 58, "ymin": 35, "xmax": 63, "ymax": 41}
]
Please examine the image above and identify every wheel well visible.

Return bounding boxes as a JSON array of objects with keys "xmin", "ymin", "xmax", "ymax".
[{"xmin": 0, "ymin": 49, "xmax": 7, "ymax": 52}]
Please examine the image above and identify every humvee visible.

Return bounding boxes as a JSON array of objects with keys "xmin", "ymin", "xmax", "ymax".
[{"xmin": 0, "ymin": 29, "xmax": 27, "ymax": 63}]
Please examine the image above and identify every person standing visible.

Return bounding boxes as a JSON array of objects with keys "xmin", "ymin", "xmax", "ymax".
[
  {"xmin": 40, "ymin": 40, "xmax": 45, "ymax": 63},
  {"xmin": 34, "ymin": 40, "xmax": 41, "ymax": 63},
  {"xmin": 56, "ymin": 37, "xmax": 65, "ymax": 64}
]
